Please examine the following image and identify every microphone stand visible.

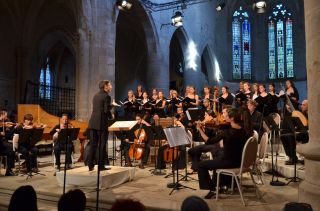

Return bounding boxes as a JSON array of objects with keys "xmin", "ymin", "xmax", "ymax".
[{"xmin": 63, "ymin": 122, "xmax": 69, "ymax": 194}]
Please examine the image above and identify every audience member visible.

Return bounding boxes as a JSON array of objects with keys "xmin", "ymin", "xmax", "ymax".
[
  {"xmin": 8, "ymin": 185, "xmax": 38, "ymax": 211},
  {"xmin": 181, "ymin": 196, "xmax": 210, "ymax": 211},
  {"xmin": 58, "ymin": 189, "xmax": 86, "ymax": 211},
  {"xmin": 110, "ymin": 199, "xmax": 146, "ymax": 211}
]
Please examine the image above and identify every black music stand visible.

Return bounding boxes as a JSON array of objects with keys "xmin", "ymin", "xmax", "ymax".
[
  {"xmin": 163, "ymin": 127, "xmax": 196, "ymax": 195},
  {"xmin": 185, "ymin": 108, "xmax": 205, "ymax": 122},
  {"xmin": 263, "ymin": 116, "xmax": 285, "ymax": 186},
  {"xmin": 58, "ymin": 128, "xmax": 80, "ymax": 194},
  {"xmin": 18, "ymin": 128, "xmax": 45, "ymax": 180},
  {"xmin": 285, "ymin": 117, "xmax": 306, "ymax": 184}
]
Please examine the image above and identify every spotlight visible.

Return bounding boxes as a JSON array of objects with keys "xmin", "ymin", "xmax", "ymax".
[
  {"xmin": 216, "ymin": 3, "xmax": 225, "ymax": 11},
  {"xmin": 116, "ymin": 0, "xmax": 132, "ymax": 11},
  {"xmin": 171, "ymin": 11, "xmax": 183, "ymax": 27},
  {"xmin": 253, "ymin": 1, "xmax": 266, "ymax": 13}
]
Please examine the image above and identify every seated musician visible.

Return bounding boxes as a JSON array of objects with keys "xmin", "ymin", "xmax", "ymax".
[
  {"xmin": 156, "ymin": 110, "xmax": 188, "ymax": 171},
  {"xmin": 247, "ymin": 99, "xmax": 263, "ymax": 134},
  {"xmin": 50, "ymin": 113, "xmax": 74, "ymax": 171},
  {"xmin": 197, "ymin": 108, "xmax": 253, "ymax": 199},
  {"xmin": 280, "ymin": 99, "xmax": 308, "ymax": 165},
  {"xmin": 188, "ymin": 109, "xmax": 227, "ymax": 174},
  {"xmin": 0, "ymin": 109, "xmax": 16, "ymax": 176},
  {"xmin": 120, "ymin": 114, "xmax": 151, "ymax": 168},
  {"xmin": 14, "ymin": 114, "xmax": 45, "ymax": 173}
]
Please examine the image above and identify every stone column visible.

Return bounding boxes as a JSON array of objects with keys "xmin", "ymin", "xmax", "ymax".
[{"xmin": 297, "ymin": 0, "xmax": 320, "ymax": 210}]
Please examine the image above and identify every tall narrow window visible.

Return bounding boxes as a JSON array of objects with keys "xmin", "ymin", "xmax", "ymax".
[
  {"xmin": 268, "ymin": 3, "xmax": 294, "ymax": 79},
  {"xmin": 232, "ymin": 6, "xmax": 251, "ymax": 80},
  {"xmin": 39, "ymin": 57, "xmax": 53, "ymax": 99}
]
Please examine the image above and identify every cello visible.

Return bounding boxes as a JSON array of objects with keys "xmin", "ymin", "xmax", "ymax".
[{"xmin": 128, "ymin": 118, "xmax": 148, "ymax": 160}]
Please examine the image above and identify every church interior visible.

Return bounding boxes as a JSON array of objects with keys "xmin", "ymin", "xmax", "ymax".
[{"xmin": 0, "ymin": 0, "xmax": 319, "ymax": 210}]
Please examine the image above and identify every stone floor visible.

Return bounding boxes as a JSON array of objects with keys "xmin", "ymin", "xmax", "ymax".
[{"xmin": 0, "ymin": 154, "xmax": 301, "ymax": 211}]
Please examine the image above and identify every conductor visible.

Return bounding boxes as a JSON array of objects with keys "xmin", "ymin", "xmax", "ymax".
[{"xmin": 87, "ymin": 80, "xmax": 113, "ymax": 171}]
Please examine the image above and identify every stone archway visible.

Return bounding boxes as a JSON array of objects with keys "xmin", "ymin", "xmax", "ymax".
[
  {"xmin": 201, "ymin": 45, "xmax": 214, "ymax": 85},
  {"xmin": 169, "ymin": 27, "xmax": 189, "ymax": 94},
  {"xmin": 115, "ymin": 1, "xmax": 159, "ymax": 100}
]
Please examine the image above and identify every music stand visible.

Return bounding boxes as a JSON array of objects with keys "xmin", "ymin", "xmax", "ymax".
[
  {"xmin": 263, "ymin": 116, "xmax": 285, "ymax": 186},
  {"xmin": 58, "ymin": 128, "xmax": 80, "ymax": 194},
  {"xmin": 185, "ymin": 108, "xmax": 205, "ymax": 122},
  {"xmin": 18, "ymin": 128, "xmax": 45, "ymax": 180},
  {"xmin": 163, "ymin": 127, "xmax": 196, "ymax": 195},
  {"xmin": 285, "ymin": 117, "xmax": 305, "ymax": 184}
]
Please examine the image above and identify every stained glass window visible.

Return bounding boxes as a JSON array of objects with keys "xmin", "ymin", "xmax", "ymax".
[
  {"xmin": 232, "ymin": 7, "xmax": 251, "ymax": 80},
  {"xmin": 268, "ymin": 3, "xmax": 294, "ymax": 79},
  {"xmin": 39, "ymin": 57, "xmax": 52, "ymax": 99}
]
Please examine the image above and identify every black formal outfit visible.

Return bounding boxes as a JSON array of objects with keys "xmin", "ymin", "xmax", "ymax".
[
  {"xmin": 255, "ymin": 94, "xmax": 272, "ymax": 116},
  {"xmin": 188, "ymin": 128, "xmax": 223, "ymax": 172},
  {"xmin": 15, "ymin": 126, "xmax": 39, "ymax": 172},
  {"xmin": 197, "ymin": 128, "xmax": 248, "ymax": 190},
  {"xmin": 0, "ymin": 125, "xmax": 15, "ymax": 175},
  {"xmin": 250, "ymin": 110, "xmax": 263, "ymax": 133},
  {"xmin": 123, "ymin": 98, "xmax": 139, "ymax": 120},
  {"xmin": 269, "ymin": 93, "xmax": 280, "ymax": 114},
  {"xmin": 219, "ymin": 93, "xmax": 234, "ymax": 106},
  {"xmin": 286, "ymin": 87, "xmax": 300, "ymax": 110},
  {"xmin": 50, "ymin": 124, "xmax": 73, "ymax": 167},
  {"xmin": 154, "ymin": 99, "xmax": 166, "ymax": 118},
  {"xmin": 87, "ymin": 89, "xmax": 112, "ymax": 170},
  {"xmin": 280, "ymin": 111, "xmax": 308, "ymax": 164}
]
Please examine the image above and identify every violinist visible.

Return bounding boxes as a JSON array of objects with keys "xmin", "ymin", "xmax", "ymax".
[
  {"xmin": 14, "ymin": 114, "xmax": 45, "ymax": 173},
  {"xmin": 50, "ymin": 113, "xmax": 74, "ymax": 171},
  {"xmin": 0, "ymin": 110, "xmax": 16, "ymax": 176},
  {"xmin": 188, "ymin": 110, "xmax": 223, "ymax": 175},
  {"xmin": 247, "ymin": 100, "xmax": 263, "ymax": 134},
  {"xmin": 197, "ymin": 108, "xmax": 253, "ymax": 199}
]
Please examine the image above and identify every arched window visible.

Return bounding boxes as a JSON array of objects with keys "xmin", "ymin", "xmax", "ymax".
[
  {"xmin": 39, "ymin": 57, "xmax": 53, "ymax": 99},
  {"xmin": 268, "ymin": 3, "xmax": 294, "ymax": 79},
  {"xmin": 232, "ymin": 6, "xmax": 251, "ymax": 80}
]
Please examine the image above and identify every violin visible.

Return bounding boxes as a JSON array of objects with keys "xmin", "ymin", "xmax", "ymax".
[{"xmin": 0, "ymin": 121, "xmax": 16, "ymax": 128}]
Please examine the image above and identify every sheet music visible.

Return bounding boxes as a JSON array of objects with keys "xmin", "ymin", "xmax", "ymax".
[
  {"xmin": 108, "ymin": 121, "xmax": 137, "ymax": 131},
  {"xmin": 163, "ymin": 127, "xmax": 189, "ymax": 148}
]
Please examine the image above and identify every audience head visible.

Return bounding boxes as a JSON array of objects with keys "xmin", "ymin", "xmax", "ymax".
[
  {"xmin": 181, "ymin": 196, "xmax": 209, "ymax": 211},
  {"xmin": 110, "ymin": 199, "xmax": 146, "ymax": 211},
  {"xmin": 58, "ymin": 189, "xmax": 86, "ymax": 211},
  {"xmin": 9, "ymin": 185, "xmax": 38, "ymax": 211}
]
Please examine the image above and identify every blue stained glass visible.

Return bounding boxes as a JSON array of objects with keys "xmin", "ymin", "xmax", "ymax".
[
  {"xmin": 232, "ymin": 18, "xmax": 241, "ymax": 79},
  {"xmin": 277, "ymin": 20, "xmax": 285, "ymax": 78},
  {"xmin": 268, "ymin": 22, "xmax": 276, "ymax": 79},
  {"xmin": 232, "ymin": 7, "xmax": 251, "ymax": 80},
  {"xmin": 242, "ymin": 19, "xmax": 251, "ymax": 79},
  {"xmin": 39, "ymin": 57, "xmax": 52, "ymax": 100},
  {"xmin": 286, "ymin": 19, "xmax": 294, "ymax": 78},
  {"xmin": 268, "ymin": 4, "xmax": 294, "ymax": 79}
]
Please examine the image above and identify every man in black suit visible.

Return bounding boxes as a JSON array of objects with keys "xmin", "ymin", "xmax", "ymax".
[{"xmin": 87, "ymin": 80, "xmax": 113, "ymax": 171}]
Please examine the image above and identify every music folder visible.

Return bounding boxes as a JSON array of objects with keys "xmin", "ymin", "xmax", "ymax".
[
  {"xmin": 57, "ymin": 128, "xmax": 80, "ymax": 145},
  {"xmin": 19, "ymin": 128, "xmax": 44, "ymax": 147},
  {"xmin": 185, "ymin": 108, "xmax": 205, "ymax": 121},
  {"xmin": 163, "ymin": 127, "xmax": 190, "ymax": 148}
]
